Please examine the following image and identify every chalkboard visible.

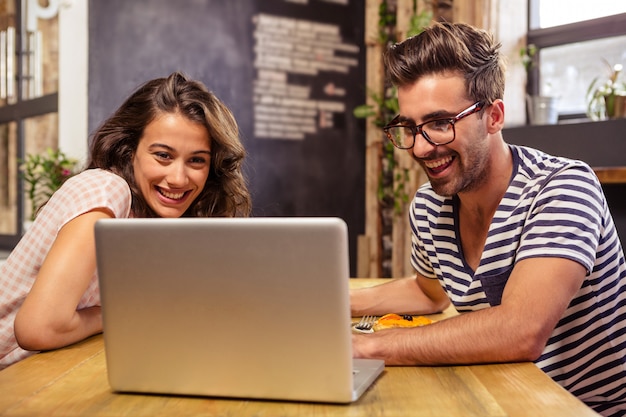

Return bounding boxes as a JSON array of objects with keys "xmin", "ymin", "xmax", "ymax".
[{"xmin": 89, "ymin": 0, "xmax": 366, "ymax": 275}]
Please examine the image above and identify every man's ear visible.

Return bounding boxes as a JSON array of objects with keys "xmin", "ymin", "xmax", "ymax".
[{"xmin": 485, "ymin": 99, "xmax": 505, "ymax": 132}]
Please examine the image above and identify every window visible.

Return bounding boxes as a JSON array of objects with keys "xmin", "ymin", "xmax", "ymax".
[
  {"xmin": 0, "ymin": 0, "xmax": 59, "ymax": 248},
  {"xmin": 532, "ymin": 1, "xmax": 626, "ymax": 28},
  {"xmin": 527, "ymin": 2, "xmax": 626, "ymax": 119}
]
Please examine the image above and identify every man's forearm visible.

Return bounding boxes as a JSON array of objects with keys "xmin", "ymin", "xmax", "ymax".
[{"xmin": 350, "ymin": 277, "xmax": 448, "ymax": 316}]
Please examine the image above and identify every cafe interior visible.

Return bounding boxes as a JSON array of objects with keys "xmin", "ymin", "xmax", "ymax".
[{"xmin": 0, "ymin": 0, "xmax": 624, "ymax": 416}]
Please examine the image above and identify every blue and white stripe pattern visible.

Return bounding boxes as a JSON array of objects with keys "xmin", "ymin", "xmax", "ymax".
[{"xmin": 409, "ymin": 145, "xmax": 626, "ymax": 416}]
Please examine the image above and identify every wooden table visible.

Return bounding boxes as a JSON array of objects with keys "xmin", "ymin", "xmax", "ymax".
[
  {"xmin": 0, "ymin": 279, "xmax": 599, "ymax": 417},
  {"xmin": 593, "ymin": 166, "xmax": 626, "ymax": 184}
]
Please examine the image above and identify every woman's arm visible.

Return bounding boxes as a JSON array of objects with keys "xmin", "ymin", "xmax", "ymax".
[{"xmin": 14, "ymin": 208, "xmax": 114, "ymax": 351}]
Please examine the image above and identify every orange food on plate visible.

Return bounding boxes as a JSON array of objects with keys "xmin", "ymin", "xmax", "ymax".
[{"xmin": 373, "ymin": 313, "xmax": 433, "ymax": 331}]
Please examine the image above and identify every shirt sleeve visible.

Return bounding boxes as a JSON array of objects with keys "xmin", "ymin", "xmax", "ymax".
[
  {"xmin": 517, "ymin": 164, "xmax": 603, "ymax": 274},
  {"xmin": 41, "ymin": 168, "xmax": 132, "ymax": 230}
]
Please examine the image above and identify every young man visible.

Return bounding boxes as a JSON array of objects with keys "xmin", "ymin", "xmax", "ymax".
[{"xmin": 351, "ymin": 22, "xmax": 626, "ymax": 417}]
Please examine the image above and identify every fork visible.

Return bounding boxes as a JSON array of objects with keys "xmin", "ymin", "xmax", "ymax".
[{"xmin": 354, "ymin": 315, "xmax": 376, "ymax": 331}]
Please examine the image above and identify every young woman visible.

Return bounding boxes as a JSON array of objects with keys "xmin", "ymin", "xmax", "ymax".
[{"xmin": 0, "ymin": 72, "xmax": 252, "ymax": 369}]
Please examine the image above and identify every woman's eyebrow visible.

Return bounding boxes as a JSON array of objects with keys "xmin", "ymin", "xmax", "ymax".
[
  {"xmin": 148, "ymin": 143, "xmax": 174, "ymax": 151},
  {"xmin": 148, "ymin": 143, "xmax": 211, "ymax": 155}
]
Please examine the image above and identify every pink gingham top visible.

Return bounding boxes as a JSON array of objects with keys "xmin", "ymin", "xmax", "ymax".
[{"xmin": 0, "ymin": 169, "xmax": 131, "ymax": 369}]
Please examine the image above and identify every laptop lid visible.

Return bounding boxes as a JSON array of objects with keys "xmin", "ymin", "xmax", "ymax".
[{"xmin": 95, "ymin": 217, "xmax": 383, "ymax": 403}]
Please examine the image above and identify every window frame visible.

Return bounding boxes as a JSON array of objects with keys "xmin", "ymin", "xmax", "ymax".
[
  {"xmin": 0, "ymin": 1, "xmax": 59, "ymax": 249},
  {"xmin": 525, "ymin": 11, "xmax": 626, "ymax": 114}
]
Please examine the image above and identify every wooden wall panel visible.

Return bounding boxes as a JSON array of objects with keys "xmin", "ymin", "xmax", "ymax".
[{"xmin": 361, "ymin": 0, "xmax": 384, "ymax": 277}]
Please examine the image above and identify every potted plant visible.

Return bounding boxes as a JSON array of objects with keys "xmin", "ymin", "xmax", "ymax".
[
  {"xmin": 520, "ymin": 43, "xmax": 559, "ymax": 125},
  {"xmin": 20, "ymin": 147, "xmax": 79, "ymax": 222},
  {"xmin": 586, "ymin": 60, "xmax": 626, "ymax": 121}
]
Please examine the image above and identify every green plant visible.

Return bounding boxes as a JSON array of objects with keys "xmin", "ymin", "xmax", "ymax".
[
  {"xmin": 586, "ymin": 60, "xmax": 625, "ymax": 120},
  {"xmin": 520, "ymin": 43, "xmax": 554, "ymax": 95},
  {"xmin": 519, "ymin": 43, "xmax": 537, "ymax": 73},
  {"xmin": 20, "ymin": 147, "xmax": 78, "ymax": 220},
  {"xmin": 353, "ymin": 0, "xmax": 432, "ymax": 216}
]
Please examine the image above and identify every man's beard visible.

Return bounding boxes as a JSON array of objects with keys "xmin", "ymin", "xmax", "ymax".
[{"xmin": 426, "ymin": 143, "xmax": 490, "ymax": 197}]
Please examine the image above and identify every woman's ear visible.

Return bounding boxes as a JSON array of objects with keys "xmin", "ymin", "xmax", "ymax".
[{"xmin": 485, "ymin": 99, "xmax": 505, "ymax": 133}]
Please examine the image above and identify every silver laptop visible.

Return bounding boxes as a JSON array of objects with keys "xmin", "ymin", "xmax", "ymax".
[{"xmin": 95, "ymin": 217, "xmax": 384, "ymax": 403}]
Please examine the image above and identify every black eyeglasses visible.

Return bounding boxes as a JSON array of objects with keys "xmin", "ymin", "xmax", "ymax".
[{"xmin": 383, "ymin": 101, "xmax": 485, "ymax": 149}]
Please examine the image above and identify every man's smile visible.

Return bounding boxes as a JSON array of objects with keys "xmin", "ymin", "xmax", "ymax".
[{"xmin": 423, "ymin": 155, "xmax": 454, "ymax": 174}]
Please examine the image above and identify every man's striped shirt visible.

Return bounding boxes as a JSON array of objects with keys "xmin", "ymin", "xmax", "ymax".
[{"xmin": 409, "ymin": 145, "xmax": 626, "ymax": 416}]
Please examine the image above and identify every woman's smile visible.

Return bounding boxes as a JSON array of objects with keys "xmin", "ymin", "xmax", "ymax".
[{"xmin": 156, "ymin": 187, "xmax": 190, "ymax": 202}]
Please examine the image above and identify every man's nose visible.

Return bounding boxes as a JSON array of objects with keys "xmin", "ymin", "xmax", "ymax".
[{"xmin": 410, "ymin": 132, "xmax": 437, "ymax": 159}]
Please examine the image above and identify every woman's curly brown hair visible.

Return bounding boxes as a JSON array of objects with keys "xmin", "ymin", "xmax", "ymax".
[{"xmin": 86, "ymin": 71, "xmax": 251, "ymax": 218}]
